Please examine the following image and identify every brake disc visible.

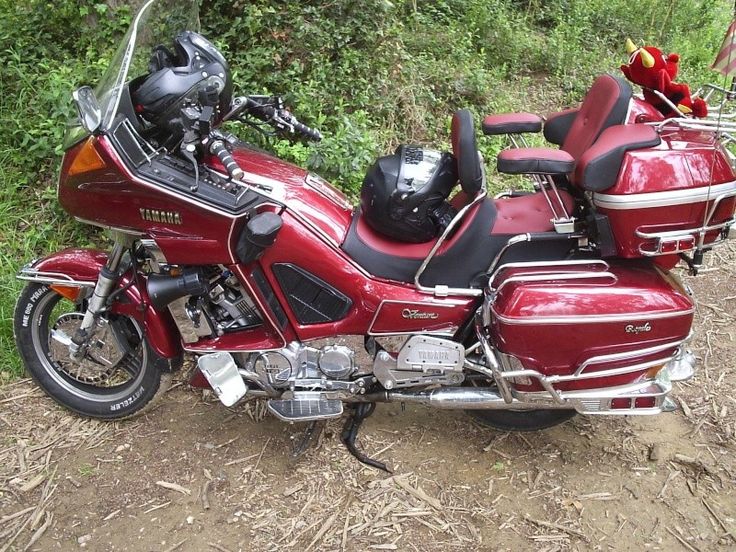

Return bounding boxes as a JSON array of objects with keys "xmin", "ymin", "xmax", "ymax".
[{"xmin": 48, "ymin": 313, "xmax": 128, "ymax": 385}]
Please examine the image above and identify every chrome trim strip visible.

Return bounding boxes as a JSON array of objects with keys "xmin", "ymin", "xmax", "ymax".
[
  {"xmin": 488, "ymin": 260, "xmax": 611, "ymax": 290},
  {"xmin": 73, "ymin": 217, "xmax": 145, "ymax": 236},
  {"xmin": 492, "ymin": 271, "xmax": 617, "ymax": 296},
  {"xmin": 490, "ymin": 306, "xmax": 695, "ymax": 325},
  {"xmin": 575, "ymin": 338, "xmax": 685, "ymax": 376},
  {"xmin": 592, "ymin": 180, "xmax": 736, "ymax": 210}
]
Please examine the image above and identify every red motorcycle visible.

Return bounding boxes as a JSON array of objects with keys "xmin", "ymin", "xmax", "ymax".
[{"xmin": 14, "ymin": 0, "xmax": 736, "ymax": 471}]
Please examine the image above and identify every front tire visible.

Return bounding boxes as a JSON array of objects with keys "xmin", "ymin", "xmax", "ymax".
[{"xmin": 14, "ymin": 283, "xmax": 166, "ymax": 419}]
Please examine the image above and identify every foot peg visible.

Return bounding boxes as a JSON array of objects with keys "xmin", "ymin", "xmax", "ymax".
[
  {"xmin": 268, "ymin": 392, "xmax": 343, "ymax": 422},
  {"xmin": 341, "ymin": 403, "xmax": 392, "ymax": 473},
  {"xmin": 197, "ymin": 352, "xmax": 247, "ymax": 407}
]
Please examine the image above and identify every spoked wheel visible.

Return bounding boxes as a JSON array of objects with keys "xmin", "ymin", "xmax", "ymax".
[{"xmin": 14, "ymin": 283, "xmax": 167, "ymax": 419}]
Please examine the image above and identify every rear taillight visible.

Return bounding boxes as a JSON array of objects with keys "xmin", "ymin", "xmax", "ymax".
[{"xmin": 610, "ymin": 397, "xmax": 631, "ymax": 409}]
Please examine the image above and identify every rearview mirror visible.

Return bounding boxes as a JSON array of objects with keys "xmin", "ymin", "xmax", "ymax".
[{"xmin": 72, "ymin": 86, "xmax": 101, "ymax": 133}]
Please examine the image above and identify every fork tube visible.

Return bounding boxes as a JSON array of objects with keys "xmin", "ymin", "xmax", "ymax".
[{"xmin": 69, "ymin": 238, "xmax": 128, "ymax": 359}]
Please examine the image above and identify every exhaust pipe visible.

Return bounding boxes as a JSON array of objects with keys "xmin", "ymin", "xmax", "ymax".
[{"xmin": 382, "ymin": 387, "xmax": 573, "ymax": 410}]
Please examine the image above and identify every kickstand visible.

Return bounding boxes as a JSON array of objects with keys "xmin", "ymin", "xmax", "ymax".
[
  {"xmin": 341, "ymin": 403, "xmax": 392, "ymax": 473},
  {"xmin": 291, "ymin": 420, "xmax": 326, "ymax": 458}
]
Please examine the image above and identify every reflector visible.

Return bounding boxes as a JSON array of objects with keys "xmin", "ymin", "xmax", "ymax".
[{"xmin": 50, "ymin": 285, "xmax": 82, "ymax": 301}]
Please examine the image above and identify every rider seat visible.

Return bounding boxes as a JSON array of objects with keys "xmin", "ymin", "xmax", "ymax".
[{"xmin": 342, "ymin": 110, "xmax": 575, "ymax": 288}]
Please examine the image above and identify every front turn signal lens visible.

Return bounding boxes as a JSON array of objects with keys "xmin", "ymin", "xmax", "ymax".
[
  {"xmin": 68, "ymin": 137, "xmax": 106, "ymax": 176},
  {"xmin": 50, "ymin": 285, "xmax": 82, "ymax": 301}
]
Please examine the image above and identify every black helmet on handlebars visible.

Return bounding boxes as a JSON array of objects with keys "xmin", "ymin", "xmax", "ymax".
[{"xmin": 131, "ymin": 31, "xmax": 232, "ymax": 140}]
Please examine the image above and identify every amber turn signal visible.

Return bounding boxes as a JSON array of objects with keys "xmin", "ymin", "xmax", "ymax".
[
  {"xmin": 645, "ymin": 364, "xmax": 665, "ymax": 379},
  {"xmin": 50, "ymin": 284, "xmax": 82, "ymax": 301},
  {"xmin": 68, "ymin": 137, "xmax": 106, "ymax": 176}
]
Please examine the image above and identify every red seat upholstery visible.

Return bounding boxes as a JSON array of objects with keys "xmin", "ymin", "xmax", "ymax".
[
  {"xmin": 483, "ymin": 113, "xmax": 543, "ymax": 135},
  {"xmin": 574, "ymin": 124, "xmax": 661, "ymax": 191},
  {"xmin": 559, "ymin": 74, "xmax": 632, "ymax": 162},
  {"xmin": 493, "ymin": 191, "xmax": 576, "ymax": 234}
]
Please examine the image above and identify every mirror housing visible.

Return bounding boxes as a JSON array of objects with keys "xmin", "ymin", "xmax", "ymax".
[{"xmin": 72, "ymin": 86, "xmax": 101, "ymax": 133}]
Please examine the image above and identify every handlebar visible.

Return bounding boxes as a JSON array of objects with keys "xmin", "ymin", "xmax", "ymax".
[
  {"xmin": 230, "ymin": 96, "xmax": 322, "ymax": 142},
  {"xmin": 209, "ymin": 139, "xmax": 244, "ymax": 180}
]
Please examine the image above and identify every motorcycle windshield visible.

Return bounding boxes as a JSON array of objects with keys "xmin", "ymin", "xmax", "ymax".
[{"xmin": 96, "ymin": 0, "xmax": 200, "ymax": 130}]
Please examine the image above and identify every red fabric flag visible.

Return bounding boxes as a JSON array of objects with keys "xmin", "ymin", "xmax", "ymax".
[{"xmin": 713, "ymin": 19, "xmax": 736, "ymax": 77}]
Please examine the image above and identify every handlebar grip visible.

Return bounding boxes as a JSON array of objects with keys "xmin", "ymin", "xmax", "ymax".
[
  {"xmin": 210, "ymin": 140, "xmax": 243, "ymax": 180},
  {"xmin": 292, "ymin": 120, "xmax": 323, "ymax": 142}
]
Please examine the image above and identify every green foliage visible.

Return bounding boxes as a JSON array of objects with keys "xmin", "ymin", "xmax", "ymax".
[{"xmin": 0, "ymin": 0, "xmax": 732, "ymax": 379}]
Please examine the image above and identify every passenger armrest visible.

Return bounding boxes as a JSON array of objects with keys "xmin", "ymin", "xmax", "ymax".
[
  {"xmin": 497, "ymin": 147, "xmax": 575, "ymax": 175},
  {"xmin": 482, "ymin": 113, "xmax": 543, "ymax": 136},
  {"xmin": 574, "ymin": 125, "xmax": 661, "ymax": 192}
]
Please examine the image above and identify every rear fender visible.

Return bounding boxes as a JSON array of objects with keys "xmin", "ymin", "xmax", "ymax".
[{"xmin": 19, "ymin": 248, "xmax": 183, "ymax": 369}]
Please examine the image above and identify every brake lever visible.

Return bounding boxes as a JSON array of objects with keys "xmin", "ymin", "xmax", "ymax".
[{"xmin": 180, "ymin": 130, "xmax": 200, "ymax": 192}]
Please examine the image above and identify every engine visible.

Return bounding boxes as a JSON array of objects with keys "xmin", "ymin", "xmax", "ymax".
[
  {"xmin": 248, "ymin": 335, "xmax": 466, "ymax": 393},
  {"xmin": 150, "ymin": 264, "xmax": 263, "ymax": 343},
  {"xmin": 253, "ymin": 342, "xmax": 358, "ymax": 388}
]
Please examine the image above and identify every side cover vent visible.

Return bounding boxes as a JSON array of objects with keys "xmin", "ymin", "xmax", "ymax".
[
  {"xmin": 251, "ymin": 267, "xmax": 289, "ymax": 329},
  {"xmin": 272, "ymin": 264, "xmax": 352, "ymax": 325}
]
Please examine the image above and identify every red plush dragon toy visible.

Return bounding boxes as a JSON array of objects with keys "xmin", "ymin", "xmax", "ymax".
[{"xmin": 621, "ymin": 38, "xmax": 708, "ymax": 118}]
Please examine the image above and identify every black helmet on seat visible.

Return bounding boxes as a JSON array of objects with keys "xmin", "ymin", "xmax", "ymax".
[
  {"xmin": 360, "ymin": 145, "xmax": 458, "ymax": 243},
  {"xmin": 131, "ymin": 31, "xmax": 231, "ymax": 142}
]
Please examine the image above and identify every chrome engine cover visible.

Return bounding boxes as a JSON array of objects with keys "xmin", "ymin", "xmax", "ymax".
[
  {"xmin": 254, "ymin": 342, "xmax": 356, "ymax": 388},
  {"xmin": 318, "ymin": 345, "xmax": 355, "ymax": 378},
  {"xmin": 374, "ymin": 335, "xmax": 465, "ymax": 389}
]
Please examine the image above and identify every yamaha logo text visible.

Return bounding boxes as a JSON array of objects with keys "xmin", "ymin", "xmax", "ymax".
[{"xmin": 140, "ymin": 208, "xmax": 182, "ymax": 225}]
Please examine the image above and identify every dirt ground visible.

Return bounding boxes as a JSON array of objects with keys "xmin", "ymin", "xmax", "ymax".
[{"xmin": 1, "ymin": 241, "xmax": 735, "ymax": 552}]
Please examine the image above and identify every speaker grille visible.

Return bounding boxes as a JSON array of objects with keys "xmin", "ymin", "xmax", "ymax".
[{"xmin": 272, "ymin": 264, "xmax": 352, "ymax": 325}]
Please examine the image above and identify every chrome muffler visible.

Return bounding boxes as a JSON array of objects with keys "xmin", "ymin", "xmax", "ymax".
[{"xmin": 383, "ymin": 387, "xmax": 572, "ymax": 410}]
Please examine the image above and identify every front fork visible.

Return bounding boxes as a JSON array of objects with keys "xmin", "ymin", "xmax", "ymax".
[{"xmin": 69, "ymin": 233, "xmax": 133, "ymax": 360}]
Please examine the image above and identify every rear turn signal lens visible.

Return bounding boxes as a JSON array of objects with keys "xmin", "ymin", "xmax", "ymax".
[
  {"xmin": 645, "ymin": 364, "xmax": 665, "ymax": 379},
  {"xmin": 50, "ymin": 285, "xmax": 82, "ymax": 301},
  {"xmin": 68, "ymin": 137, "xmax": 106, "ymax": 176}
]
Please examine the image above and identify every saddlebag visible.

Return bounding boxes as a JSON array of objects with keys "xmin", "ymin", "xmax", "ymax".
[{"xmin": 487, "ymin": 260, "xmax": 694, "ymax": 394}]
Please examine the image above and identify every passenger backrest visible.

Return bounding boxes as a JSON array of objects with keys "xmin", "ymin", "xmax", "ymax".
[{"xmin": 560, "ymin": 74, "xmax": 633, "ymax": 161}]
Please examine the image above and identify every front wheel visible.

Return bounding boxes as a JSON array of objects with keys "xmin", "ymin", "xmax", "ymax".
[{"xmin": 13, "ymin": 283, "xmax": 167, "ymax": 419}]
